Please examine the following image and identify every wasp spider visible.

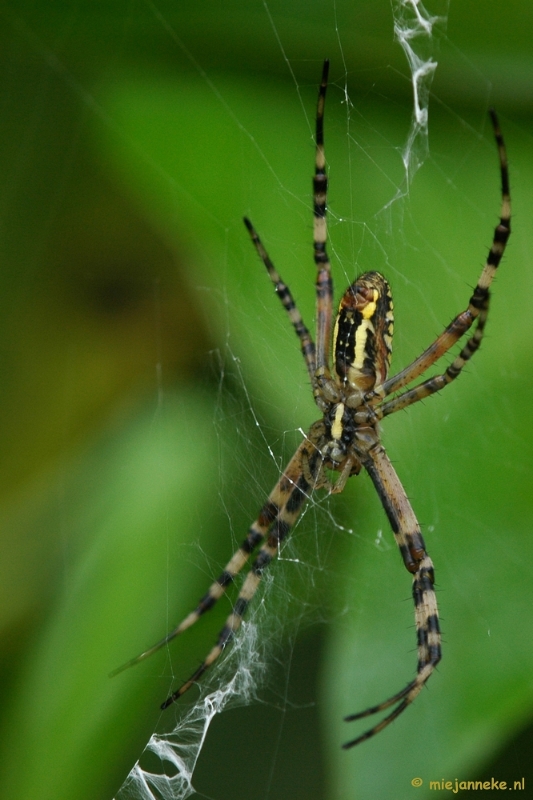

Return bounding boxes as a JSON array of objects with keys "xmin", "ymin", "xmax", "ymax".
[{"xmin": 114, "ymin": 61, "xmax": 511, "ymax": 747}]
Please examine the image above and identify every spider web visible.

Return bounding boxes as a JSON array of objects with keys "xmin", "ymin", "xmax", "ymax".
[
  {"xmin": 3, "ymin": 2, "xmax": 529, "ymax": 800},
  {"xmin": 113, "ymin": 3, "xmax": 448, "ymax": 799}
]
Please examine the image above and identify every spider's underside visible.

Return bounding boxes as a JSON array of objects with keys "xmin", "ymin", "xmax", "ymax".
[{"xmin": 113, "ymin": 61, "xmax": 511, "ymax": 748}]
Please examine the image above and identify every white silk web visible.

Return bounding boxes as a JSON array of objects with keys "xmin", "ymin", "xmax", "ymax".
[
  {"xmin": 392, "ymin": 0, "xmax": 446, "ymax": 181},
  {"xmin": 116, "ymin": 618, "xmax": 264, "ymax": 800}
]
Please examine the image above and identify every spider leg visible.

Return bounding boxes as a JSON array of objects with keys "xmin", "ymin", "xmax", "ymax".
[
  {"xmin": 160, "ymin": 437, "xmax": 323, "ymax": 708},
  {"xmin": 110, "ymin": 509, "xmax": 270, "ymax": 677},
  {"xmin": 343, "ymin": 444, "xmax": 440, "ymax": 747},
  {"xmin": 314, "ymin": 60, "xmax": 334, "ymax": 376},
  {"xmin": 243, "ymin": 216, "xmax": 316, "ymax": 382},
  {"xmin": 372, "ymin": 109, "xmax": 510, "ymax": 408},
  {"xmin": 375, "ymin": 289, "xmax": 491, "ymax": 419},
  {"xmin": 111, "ymin": 440, "xmax": 320, "ymax": 678},
  {"xmin": 244, "ymin": 59, "xmax": 334, "ymax": 396}
]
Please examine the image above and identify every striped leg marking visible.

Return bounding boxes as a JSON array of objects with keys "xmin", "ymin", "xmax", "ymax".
[
  {"xmin": 342, "ymin": 446, "xmax": 441, "ymax": 747},
  {"xmin": 314, "ymin": 59, "xmax": 334, "ymax": 376},
  {"xmin": 243, "ymin": 216, "xmax": 316, "ymax": 382},
  {"xmin": 375, "ymin": 109, "xmax": 510, "ymax": 408},
  {"xmin": 110, "ymin": 443, "xmax": 319, "ymax": 679},
  {"xmin": 161, "ymin": 441, "xmax": 323, "ymax": 708}
]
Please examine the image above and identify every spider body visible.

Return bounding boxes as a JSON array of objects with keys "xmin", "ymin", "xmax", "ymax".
[
  {"xmin": 316, "ymin": 271, "xmax": 393, "ymax": 472},
  {"xmin": 114, "ymin": 60, "xmax": 510, "ymax": 748}
]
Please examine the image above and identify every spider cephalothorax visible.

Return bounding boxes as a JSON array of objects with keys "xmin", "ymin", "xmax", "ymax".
[{"xmin": 114, "ymin": 60, "xmax": 510, "ymax": 748}]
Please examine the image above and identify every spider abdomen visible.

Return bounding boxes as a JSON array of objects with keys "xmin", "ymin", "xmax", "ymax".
[{"xmin": 333, "ymin": 271, "xmax": 393, "ymax": 392}]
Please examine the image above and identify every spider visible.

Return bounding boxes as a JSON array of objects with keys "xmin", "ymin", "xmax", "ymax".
[{"xmin": 113, "ymin": 60, "xmax": 511, "ymax": 747}]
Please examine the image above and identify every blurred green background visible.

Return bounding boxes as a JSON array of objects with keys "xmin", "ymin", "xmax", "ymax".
[{"xmin": 0, "ymin": 1, "xmax": 532, "ymax": 798}]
